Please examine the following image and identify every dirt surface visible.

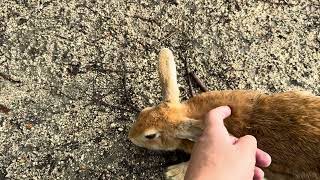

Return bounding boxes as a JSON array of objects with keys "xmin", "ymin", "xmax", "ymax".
[{"xmin": 0, "ymin": 0, "xmax": 319, "ymax": 179}]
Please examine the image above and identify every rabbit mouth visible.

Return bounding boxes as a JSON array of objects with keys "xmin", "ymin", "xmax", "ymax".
[
  {"xmin": 129, "ymin": 138, "xmax": 151, "ymax": 149},
  {"xmin": 129, "ymin": 138, "xmax": 175, "ymax": 151},
  {"xmin": 129, "ymin": 138, "xmax": 141, "ymax": 147}
]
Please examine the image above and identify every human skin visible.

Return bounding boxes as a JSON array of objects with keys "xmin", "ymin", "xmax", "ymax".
[{"xmin": 185, "ymin": 106, "xmax": 272, "ymax": 180}]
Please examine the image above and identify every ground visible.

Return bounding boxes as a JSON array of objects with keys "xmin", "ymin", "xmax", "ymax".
[{"xmin": 0, "ymin": 0, "xmax": 319, "ymax": 179}]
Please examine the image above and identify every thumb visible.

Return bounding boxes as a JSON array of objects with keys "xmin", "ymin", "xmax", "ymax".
[
  {"xmin": 236, "ymin": 135, "xmax": 257, "ymax": 159},
  {"xmin": 204, "ymin": 106, "xmax": 231, "ymax": 143}
]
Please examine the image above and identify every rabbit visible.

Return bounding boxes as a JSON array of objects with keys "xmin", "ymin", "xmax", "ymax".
[{"xmin": 128, "ymin": 48, "xmax": 320, "ymax": 180}]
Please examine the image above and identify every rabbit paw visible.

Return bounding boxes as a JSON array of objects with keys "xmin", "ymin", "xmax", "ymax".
[{"xmin": 165, "ymin": 162, "xmax": 188, "ymax": 180}]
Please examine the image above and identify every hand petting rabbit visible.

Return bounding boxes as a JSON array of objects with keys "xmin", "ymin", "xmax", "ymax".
[{"xmin": 128, "ymin": 48, "xmax": 320, "ymax": 180}]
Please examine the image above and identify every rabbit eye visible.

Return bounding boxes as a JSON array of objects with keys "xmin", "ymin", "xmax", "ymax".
[
  {"xmin": 144, "ymin": 129, "xmax": 160, "ymax": 140},
  {"xmin": 145, "ymin": 134, "xmax": 157, "ymax": 139}
]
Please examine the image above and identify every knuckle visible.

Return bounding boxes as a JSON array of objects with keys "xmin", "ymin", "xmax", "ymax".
[{"xmin": 244, "ymin": 135, "xmax": 257, "ymax": 145}]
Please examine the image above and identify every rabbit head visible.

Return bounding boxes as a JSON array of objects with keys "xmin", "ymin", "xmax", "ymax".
[{"xmin": 128, "ymin": 48, "xmax": 202, "ymax": 151}]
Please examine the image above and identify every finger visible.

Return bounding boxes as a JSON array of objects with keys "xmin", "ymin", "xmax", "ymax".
[
  {"xmin": 236, "ymin": 135, "xmax": 257, "ymax": 157},
  {"xmin": 205, "ymin": 106, "xmax": 231, "ymax": 127},
  {"xmin": 204, "ymin": 106, "xmax": 231, "ymax": 143},
  {"xmin": 232, "ymin": 136, "xmax": 271, "ymax": 167},
  {"xmin": 256, "ymin": 148, "xmax": 272, "ymax": 167},
  {"xmin": 253, "ymin": 166, "xmax": 265, "ymax": 180}
]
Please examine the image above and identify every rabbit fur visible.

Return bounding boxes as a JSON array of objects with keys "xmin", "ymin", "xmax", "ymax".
[{"xmin": 128, "ymin": 48, "xmax": 320, "ymax": 180}]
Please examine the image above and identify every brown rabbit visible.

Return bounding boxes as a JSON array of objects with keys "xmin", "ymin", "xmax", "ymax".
[{"xmin": 128, "ymin": 48, "xmax": 320, "ymax": 180}]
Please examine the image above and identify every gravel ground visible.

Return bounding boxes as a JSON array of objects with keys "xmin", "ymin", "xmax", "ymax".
[{"xmin": 0, "ymin": 0, "xmax": 319, "ymax": 179}]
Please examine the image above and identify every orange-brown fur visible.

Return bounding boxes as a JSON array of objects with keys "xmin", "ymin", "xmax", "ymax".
[
  {"xmin": 129, "ymin": 90, "xmax": 320, "ymax": 179},
  {"xmin": 182, "ymin": 90, "xmax": 320, "ymax": 179},
  {"xmin": 128, "ymin": 48, "xmax": 320, "ymax": 179}
]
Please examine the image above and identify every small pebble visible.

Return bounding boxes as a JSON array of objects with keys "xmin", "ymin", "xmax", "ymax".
[
  {"xmin": 25, "ymin": 123, "xmax": 33, "ymax": 129},
  {"xmin": 110, "ymin": 123, "xmax": 116, "ymax": 128},
  {"xmin": 173, "ymin": 0, "xmax": 179, "ymax": 5}
]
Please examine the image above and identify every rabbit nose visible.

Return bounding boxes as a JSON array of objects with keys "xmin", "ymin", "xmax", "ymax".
[
  {"xmin": 129, "ymin": 138, "xmax": 145, "ymax": 148},
  {"xmin": 129, "ymin": 138, "xmax": 138, "ymax": 145}
]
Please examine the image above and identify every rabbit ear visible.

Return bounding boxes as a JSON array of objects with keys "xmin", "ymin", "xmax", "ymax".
[
  {"xmin": 158, "ymin": 48, "xmax": 180, "ymax": 103},
  {"xmin": 175, "ymin": 119, "xmax": 204, "ymax": 142}
]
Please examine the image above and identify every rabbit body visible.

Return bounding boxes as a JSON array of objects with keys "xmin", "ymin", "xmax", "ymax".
[
  {"xmin": 128, "ymin": 48, "xmax": 320, "ymax": 179},
  {"xmin": 181, "ymin": 90, "xmax": 320, "ymax": 179},
  {"xmin": 130, "ymin": 90, "xmax": 320, "ymax": 179}
]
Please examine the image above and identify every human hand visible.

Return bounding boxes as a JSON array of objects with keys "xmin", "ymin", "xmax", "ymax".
[{"xmin": 184, "ymin": 106, "xmax": 272, "ymax": 180}]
